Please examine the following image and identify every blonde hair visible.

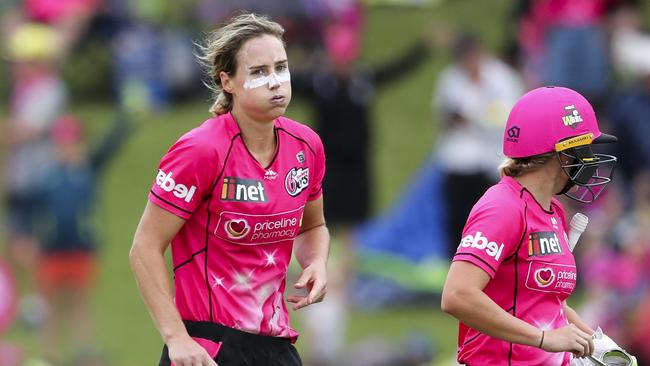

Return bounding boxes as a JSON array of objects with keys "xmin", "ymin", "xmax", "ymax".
[
  {"xmin": 499, "ymin": 152, "xmax": 556, "ymax": 177},
  {"xmin": 196, "ymin": 13, "xmax": 285, "ymax": 115}
]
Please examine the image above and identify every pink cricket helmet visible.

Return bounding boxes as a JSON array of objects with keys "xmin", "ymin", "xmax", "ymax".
[
  {"xmin": 503, "ymin": 86, "xmax": 616, "ymax": 158},
  {"xmin": 503, "ymin": 86, "xmax": 618, "ymax": 203}
]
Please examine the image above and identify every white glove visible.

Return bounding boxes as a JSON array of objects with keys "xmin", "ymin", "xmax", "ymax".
[{"xmin": 570, "ymin": 327, "xmax": 638, "ymax": 366}]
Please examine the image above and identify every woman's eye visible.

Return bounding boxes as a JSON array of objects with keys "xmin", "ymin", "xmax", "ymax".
[
  {"xmin": 276, "ymin": 64, "xmax": 287, "ymax": 72},
  {"xmin": 252, "ymin": 69, "xmax": 266, "ymax": 76}
]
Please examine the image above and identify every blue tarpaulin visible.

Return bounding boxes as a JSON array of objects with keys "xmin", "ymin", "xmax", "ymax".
[{"xmin": 353, "ymin": 160, "xmax": 450, "ymax": 293}]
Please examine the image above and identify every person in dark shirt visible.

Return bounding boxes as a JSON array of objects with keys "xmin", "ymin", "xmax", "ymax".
[
  {"xmin": 604, "ymin": 80, "xmax": 650, "ymax": 200},
  {"xmin": 291, "ymin": 22, "xmax": 431, "ymax": 227},
  {"xmin": 37, "ymin": 112, "xmax": 131, "ymax": 365}
]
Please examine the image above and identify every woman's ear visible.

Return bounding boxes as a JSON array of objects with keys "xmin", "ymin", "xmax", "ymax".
[{"xmin": 220, "ymin": 71, "xmax": 234, "ymax": 94}]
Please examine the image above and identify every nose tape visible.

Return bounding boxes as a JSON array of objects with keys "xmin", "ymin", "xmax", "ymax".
[
  {"xmin": 268, "ymin": 73, "xmax": 280, "ymax": 87},
  {"xmin": 243, "ymin": 70, "xmax": 290, "ymax": 90}
]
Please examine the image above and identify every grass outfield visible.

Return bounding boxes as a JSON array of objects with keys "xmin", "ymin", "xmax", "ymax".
[{"xmin": 3, "ymin": 2, "xmax": 515, "ymax": 364}]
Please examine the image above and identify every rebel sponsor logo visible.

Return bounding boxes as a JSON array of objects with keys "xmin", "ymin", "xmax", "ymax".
[
  {"xmin": 225, "ymin": 219, "xmax": 250, "ymax": 239},
  {"xmin": 526, "ymin": 261, "xmax": 577, "ymax": 294},
  {"xmin": 534, "ymin": 267, "xmax": 555, "ymax": 287},
  {"xmin": 156, "ymin": 169, "xmax": 197, "ymax": 202},
  {"xmin": 528, "ymin": 231, "xmax": 563, "ymax": 257},
  {"xmin": 458, "ymin": 231, "xmax": 505, "ymax": 261},
  {"xmin": 285, "ymin": 167, "xmax": 309, "ymax": 197},
  {"xmin": 221, "ymin": 177, "xmax": 267, "ymax": 203},
  {"xmin": 215, "ymin": 206, "xmax": 304, "ymax": 245}
]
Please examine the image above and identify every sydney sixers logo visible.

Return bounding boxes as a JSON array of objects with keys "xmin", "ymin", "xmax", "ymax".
[
  {"xmin": 225, "ymin": 219, "xmax": 250, "ymax": 239},
  {"xmin": 285, "ymin": 167, "xmax": 309, "ymax": 197},
  {"xmin": 534, "ymin": 267, "xmax": 555, "ymax": 287}
]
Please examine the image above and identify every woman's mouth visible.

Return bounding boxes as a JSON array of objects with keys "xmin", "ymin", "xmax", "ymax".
[{"xmin": 271, "ymin": 95, "xmax": 286, "ymax": 104}]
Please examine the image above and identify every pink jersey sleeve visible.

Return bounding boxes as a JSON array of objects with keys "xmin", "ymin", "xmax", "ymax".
[
  {"xmin": 148, "ymin": 133, "xmax": 218, "ymax": 219},
  {"xmin": 307, "ymin": 133, "xmax": 325, "ymax": 201},
  {"xmin": 453, "ymin": 196, "xmax": 525, "ymax": 278}
]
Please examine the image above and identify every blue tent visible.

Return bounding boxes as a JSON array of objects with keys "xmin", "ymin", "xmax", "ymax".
[{"xmin": 353, "ymin": 161, "xmax": 450, "ymax": 295}]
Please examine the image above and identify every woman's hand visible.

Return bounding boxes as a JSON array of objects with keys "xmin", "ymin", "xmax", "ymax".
[
  {"xmin": 167, "ymin": 334, "xmax": 219, "ymax": 366},
  {"xmin": 541, "ymin": 323, "xmax": 594, "ymax": 358},
  {"xmin": 287, "ymin": 260, "xmax": 327, "ymax": 310}
]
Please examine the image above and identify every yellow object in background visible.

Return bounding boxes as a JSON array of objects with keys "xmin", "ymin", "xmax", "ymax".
[{"xmin": 6, "ymin": 23, "xmax": 59, "ymax": 62}]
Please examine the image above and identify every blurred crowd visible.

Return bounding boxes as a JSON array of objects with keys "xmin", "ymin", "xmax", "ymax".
[
  {"xmin": 1, "ymin": 0, "xmax": 650, "ymax": 365},
  {"xmin": 515, "ymin": 1, "xmax": 650, "ymax": 363}
]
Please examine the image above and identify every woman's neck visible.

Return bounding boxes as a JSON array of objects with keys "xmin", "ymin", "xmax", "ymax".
[
  {"xmin": 514, "ymin": 171, "xmax": 556, "ymax": 210},
  {"xmin": 231, "ymin": 108, "xmax": 277, "ymax": 164}
]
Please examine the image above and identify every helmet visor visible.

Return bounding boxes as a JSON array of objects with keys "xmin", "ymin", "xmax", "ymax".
[{"xmin": 559, "ymin": 145, "xmax": 617, "ymax": 203}]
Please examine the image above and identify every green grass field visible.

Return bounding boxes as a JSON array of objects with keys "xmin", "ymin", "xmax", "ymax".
[{"xmin": 2, "ymin": 2, "xmax": 519, "ymax": 364}]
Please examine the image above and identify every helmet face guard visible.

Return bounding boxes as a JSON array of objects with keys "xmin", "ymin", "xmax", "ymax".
[{"xmin": 555, "ymin": 134, "xmax": 617, "ymax": 203}]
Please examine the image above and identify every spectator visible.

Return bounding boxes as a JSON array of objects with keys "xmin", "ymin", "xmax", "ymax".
[
  {"xmin": 2, "ymin": 23, "xmax": 67, "ymax": 327},
  {"xmin": 609, "ymin": 2, "xmax": 650, "ymax": 83},
  {"xmin": 433, "ymin": 31, "xmax": 523, "ymax": 256},
  {"xmin": 36, "ymin": 113, "xmax": 132, "ymax": 365},
  {"xmin": 603, "ymin": 77, "xmax": 650, "ymax": 205},
  {"xmin": 605, "ymin": 2, "xmax": 650, "ymax": 205},
  {"xmin": 515, "ymin": 0, "xmax": 616, "ymax": 104},
  {"xmin": 292, "ymin": 19, "xmax": 431, "ymax": 228},
  {"xmin": 23, "ymin": 0, "xmax": 104, "ymax": 59}
]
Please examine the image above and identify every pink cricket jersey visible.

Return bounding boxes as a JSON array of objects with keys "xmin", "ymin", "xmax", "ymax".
[
  {"xmin": 149, "ymin": 112, "xmax": 325, "ymax": 341},
  {"xmin": 453, "ymin": 176, "xmax": 576, "ymax": 365}
]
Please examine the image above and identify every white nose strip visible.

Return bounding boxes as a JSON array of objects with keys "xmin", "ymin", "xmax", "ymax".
[
  {"xmin": 268, "ymin": 73, "xmax": 280, "ymax": 87},
  {"xmin": 244, "ymin": 70, "xmax": 290, "ymax": 89}
]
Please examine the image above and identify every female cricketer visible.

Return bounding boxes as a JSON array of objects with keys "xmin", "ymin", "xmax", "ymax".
[
  {"xmin": 129, "ymin": 13, "xmax": 329, "ymax": 366},
  {"xmin": 441, "ymin": 86, "xmax": 619, "ymax": 365}
]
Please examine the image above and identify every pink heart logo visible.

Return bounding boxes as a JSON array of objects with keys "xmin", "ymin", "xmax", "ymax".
[
  {"xmin": 534, "ymin": 268, "xmax": 555, "ymax": 287},
  {"xmin": 226, "ymin": 219, "xmax": 249, "ymax": 239},
  {"xmin": 231, "ymin": 220, "xmax": 245, "ymax": 233},
  {"xmin": 539, "ymin": 269, "xmax": 552, "ymax": 281}
]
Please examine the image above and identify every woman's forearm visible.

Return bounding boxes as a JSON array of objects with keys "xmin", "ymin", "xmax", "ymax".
[
  {"xmin": 293, "ymin": 224, "xmax": 329, "ymax": 269},
  {"xmin": 129, "ymin": 241, "xmax": 188, "ymax": 343},
  {"xmin": 564, "ymin": 302, "xmax": 595, "ymax": 335},
  {"xmin": 442, "ymin": 286, "xmax": 543, "ymax": 347}
]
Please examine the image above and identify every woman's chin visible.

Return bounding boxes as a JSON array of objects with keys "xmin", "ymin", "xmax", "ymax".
[{"xmin": 267, "ymin": 106, "xmax": 287, "ymax": 119}]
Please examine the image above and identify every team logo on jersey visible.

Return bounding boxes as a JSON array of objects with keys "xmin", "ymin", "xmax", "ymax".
[
  {"xmin": 534, "ymin": 267, "xmax": 555, "ymax": 287},
  {"xmin": 285, "ymin": 167, "xmax": 309, "ymax": 197},
  {"xmin": 264, "ymin": 169, "xmax": 278, "ymax": 180},
  {"xmin": 296, "ymin": 151, "xmax": 305, "ymax": 164},
  {"xmin": 528, "ymin": 231, "xmax": 563, "ymax": 257},
  {"xmin": 458, "ymin": 231, "xmax": 505, "ymax": 261},
  {"xmin": 221, "ymin": 177, "xmax": 267, "ymax": 203},
  {"xmin": 225, "ymin": 219, "xmax": 251, "ymax": 239},
  {"xmin": 155, "ymin": 169, "xmax": 197, "ymax": 203},
  {"xmin": 562, "ymin": 105, "xmax": 583, "ymax": 129}
]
